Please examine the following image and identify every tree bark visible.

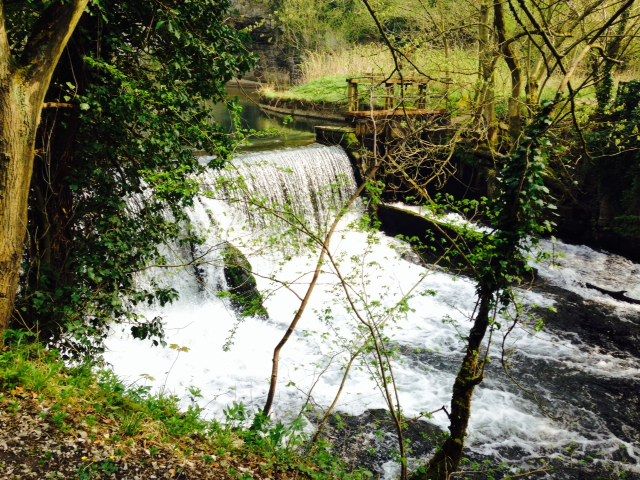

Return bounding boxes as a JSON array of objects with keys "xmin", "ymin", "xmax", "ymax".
[
  {"xmin": 411, "ymin": 293, "xmax": 492, "ymax": 480},
  {"xmin": 0, "ymin": 0, "xmax": 89, "ymax": 339},
  {"xmin": 477, "ymin": 1, "xmax": 497, "ymax": 146},
  {"xmin": 0, "ymin": 79, "xmax": 39, "ymax": 334},
  {"xmin": 494, "ymin": 0, "xmax": 523, "ymax": 142}
]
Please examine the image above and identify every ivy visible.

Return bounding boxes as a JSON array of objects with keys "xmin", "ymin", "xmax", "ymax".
[
  {"xmin": 17, "ymin": 1, "xmax": 256, "ymax": 354},
  {"xmin": 471, "ymin": 101, "xmax": 557, "ymax": 303},
  {"xmin": 587, "ymin": 80, "xmax": 640, "ymax": 233}
]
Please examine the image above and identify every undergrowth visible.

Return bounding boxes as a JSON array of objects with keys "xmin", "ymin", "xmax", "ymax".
[{"xmin": 0, "ymin": 332, "xmax": 370, "ymax": 479}]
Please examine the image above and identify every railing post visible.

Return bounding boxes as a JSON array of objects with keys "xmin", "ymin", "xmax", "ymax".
[
  {"xmin": 385, "ymin": 82, "xmax": 394, "ymax": 110},
  {"xmin": 417, "ymin": 83, "xmax": 427, "ymax": 109},
  {"xmin": 348, "ymin": 79, "xmax": 359, "ymax": 112}
]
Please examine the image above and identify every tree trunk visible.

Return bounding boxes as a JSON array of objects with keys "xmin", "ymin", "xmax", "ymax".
[
  {"xmin": 0, "ymin": 79, "xmax": 39, "ymax": 334},
  {"xmin": 0, "ymin": 0, "xmax": 89, "ymax": 340},
  {"xmin": 476, "ymin": 1, "xmax": 497, "ymax": 146},
  {"xmin": 494, "ymin": 0, "xmax": 522, "ymax": 142},
  {"xmin": 411, "ymin": 293, "xmax": 492, "ymax": 480}
]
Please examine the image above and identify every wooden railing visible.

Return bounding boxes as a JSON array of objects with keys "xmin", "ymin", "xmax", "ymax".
[{"xmin": 346, "ymin": 76, "xmax": 429, "ymax": 113}]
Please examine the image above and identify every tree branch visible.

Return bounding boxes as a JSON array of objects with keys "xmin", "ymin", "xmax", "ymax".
[
  {"xmin": 19, "ymin": 0, "xmax": 89, "ymax": 84},
  {"xmin": 586, "ymin": 0, "xmax": 637, "ymax": 46},
  {"xmin": 515, "ymin": 0, "xmax": 567, "ymax": 75},
  {"xmin": 42, "ymin": 102, "xmax": 75, "ymax": 110},
  {"xmin": 360, "ymin": 0, "xmax": 403, "ymax": 82}
]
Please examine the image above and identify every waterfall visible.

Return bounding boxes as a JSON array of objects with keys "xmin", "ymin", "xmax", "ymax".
[
  {"xmin": 105, "ymin": 145, "xmax": 640, "ymax": 479},
  {"xmin": 149, "ymin": 144, "xmax": 358, "ymax": 299},
  {"xmin": 203, "ymin": 144, "xmax": 357, "ymax": 233}
]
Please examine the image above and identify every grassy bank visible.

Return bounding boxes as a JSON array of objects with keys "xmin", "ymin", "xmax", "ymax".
[
  {"xmin": 0, "ymin": 336, "xmax": 369, "ymax": 479},
  {"xmin": 260, "ymin": 43, "xmax": 602, "ymax": 117},
  {"xmin": 260, "ymin": 44, "xmax": 482, "ymax": 114},
  {"xmin": 260, "ymin": 76, "xmax": 352, "ymax": 113}
]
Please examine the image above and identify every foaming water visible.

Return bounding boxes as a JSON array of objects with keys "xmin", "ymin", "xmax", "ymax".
[
  {"xmin": 535, "ymin": 238, "xmax": 640, "ymax": 313},
  {"xmin": 105, "ymin": 146, "xmax": 640, "ymax": 477}
]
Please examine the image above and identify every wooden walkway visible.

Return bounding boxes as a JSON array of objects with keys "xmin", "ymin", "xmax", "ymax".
[{"xmin": 343, "ymin": 76, "xmax": 449, "ymax": 139}]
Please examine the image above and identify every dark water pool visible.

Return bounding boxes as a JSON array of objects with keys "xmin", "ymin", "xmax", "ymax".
[{"xmin": 210, "ymin": 84, "xmax": 341, "ymax": 151}]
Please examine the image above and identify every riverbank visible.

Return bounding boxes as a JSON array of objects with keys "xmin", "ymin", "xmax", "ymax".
[
  {"xmin": 257, "ymin": 77, "xmax": 347, "ymax": 122},
  {"xmin": 0, "ymin": 339, "xmax": 369, "ymax": 480}
]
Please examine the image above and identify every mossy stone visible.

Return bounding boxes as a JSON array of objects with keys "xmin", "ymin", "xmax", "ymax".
[{"xmin": 221, "ymin": 242, "xmax": 268, "ymax": 319}]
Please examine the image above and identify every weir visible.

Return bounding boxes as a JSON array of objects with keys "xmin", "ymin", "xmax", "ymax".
[
  {"xmin": 204, "ymin": 144, "xmax": 357, "ymax": 231},
  {"xmin": 315, "ymin": 76, "xmax": 451, "ymax": 154}
]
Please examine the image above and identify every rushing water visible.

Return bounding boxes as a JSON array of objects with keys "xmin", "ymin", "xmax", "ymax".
[
  {"xmin": 105, "ymin": 144, "xmax": 640, "ymax": 479},
  {"xmin": 211, "ymin": 144, "xmax": 356, "ymax": 230}
]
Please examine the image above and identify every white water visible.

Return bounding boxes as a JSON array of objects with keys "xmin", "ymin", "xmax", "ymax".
[
  {"xmin": 535, "ymin": 238, "xmax": 640, "ymax": 313},
  {"xmin": 104, "ymin": 145, "xmax": 640, "ymax": 476}
]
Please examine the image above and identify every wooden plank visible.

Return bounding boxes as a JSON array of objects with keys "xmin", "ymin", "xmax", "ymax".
[{"xmin": 347, "ymin": 76, "xmax": 429, "ymax": 85}]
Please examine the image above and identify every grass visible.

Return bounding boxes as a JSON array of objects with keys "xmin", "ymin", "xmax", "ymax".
[
  {"xmin": 0, "ymin": 333, "xmax": 371, "ymax": 480},
  {"xmin": 261, "ymin": 76, "xmax": 351, "ymax": 107},
  {"xmin": 300, "ymin": 45, "xmax": 397, "ymax": 82},
  {"xmin": 259, "ymin": 73, "xmax": 467, "ymax": 114},
  {"xmin": 261, "ymin": 44, "xmax": 488, "ymax": 114},
  {"xmin": 261, "ymin": 43, "xmax": 607, "ymax": 117}
]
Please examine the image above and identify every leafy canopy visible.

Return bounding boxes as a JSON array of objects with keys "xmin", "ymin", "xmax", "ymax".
[{"xmin": 14, "ymin": 0, "xmax": 255, "ymax": 353}]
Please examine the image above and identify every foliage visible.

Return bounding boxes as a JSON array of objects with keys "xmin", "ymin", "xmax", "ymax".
[
  {"xmin": 0, "ymin": 332, "xmax": 371, "ymax": 479},
  {"xmin": 473, "ymin": 101, "xmax": 556, "ymax": 302},
  {"xmin": 587, "ymin": 80, "xmax": 640, "ymax": 234},
  {"xmin": 15, "ymin": 0, "xmax": 255, "ymax": 353},
  {"xmin": 270, "ymin": 0, "xmax": 476, "ymax": 51},
  {"xmin": 272, "ymin": 0, "xmax": 378, "ymax": 50}
]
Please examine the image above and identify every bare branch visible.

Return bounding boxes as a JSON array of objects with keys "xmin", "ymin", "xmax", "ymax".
[
  {"xmin": 360, "ymin": 0, "xmax": 403, "ymax": 82},
  {"xmin": 586, "ymin": 0, "xmax": 637, "ymax": 45},
  {"xmin": 42, "ymin": 102, "xmax": 75, "ymax": 110},
  {"xmin": 515, "ymin": 0, "xmax": 567, "ymax": 75},
  {"xmin": 262, "ymin": 164, "xmax": 380, "ymax": 416}
]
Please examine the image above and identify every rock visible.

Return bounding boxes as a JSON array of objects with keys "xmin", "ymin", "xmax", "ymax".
[
  {"xmin": 221, "ymin": 242, "xmax": 268, "ymax": 319},
  {"xmin": 319, "ymin": 409, "xmax": 446, "ymax": 476},
  {"xmin": 375, "ymin": 203, "xmax": 483, "ymax": 275}
]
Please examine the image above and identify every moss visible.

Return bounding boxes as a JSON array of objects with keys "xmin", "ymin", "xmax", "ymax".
[{"xmin": 221, "ymin": 242, "xmax": 268, "ymax": 318}]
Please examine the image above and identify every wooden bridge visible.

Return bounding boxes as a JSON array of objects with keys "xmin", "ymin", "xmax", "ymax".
[{"xmin": 346, "ymin": 76, "xmax": 440, "ymax": 116}]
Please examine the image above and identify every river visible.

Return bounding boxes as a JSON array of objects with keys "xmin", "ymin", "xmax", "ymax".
[
  {"xmin": 104, "ymin": 142, "xmax": 639, "ymax": 478},
  {"xmin": 207, "ymin": 83, "xmax": 336, "ymax": 151}
]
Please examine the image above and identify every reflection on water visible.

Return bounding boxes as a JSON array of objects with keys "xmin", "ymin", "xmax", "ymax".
[{"xmin": 210, "ymin": 84, "xmax": 339, "ymax": 151}]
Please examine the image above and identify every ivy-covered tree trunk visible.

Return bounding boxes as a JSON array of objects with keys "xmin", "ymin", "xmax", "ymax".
[
  {"xmin": 0, "ymin": 1, "xmax": 89, "ymax": 339},
  {"xmin": 412, "ymin": 101, "xmax": 557, "ymax": 480},
  {"xmin": 415, "ymin": 293, "xmax": 492, "ymax": 479}
]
